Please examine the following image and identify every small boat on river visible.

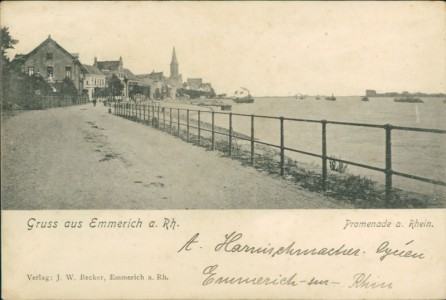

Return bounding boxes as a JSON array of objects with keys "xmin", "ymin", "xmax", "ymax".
[
  {"xmin": 233, "ymin": 87, "xmax": 254, "ymax": 103},
  {"xmin": 325, "ymin": 94, "xmax": 336, "ymax": 101},
  {"xmin": 361, "ymin": 96, "xmax": 369, "ymax": 101}
]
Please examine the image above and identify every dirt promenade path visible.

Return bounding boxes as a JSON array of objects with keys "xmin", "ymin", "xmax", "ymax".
[{"xmin": 1, "ymin": 105, "xmax": 352, "ymax": 209}]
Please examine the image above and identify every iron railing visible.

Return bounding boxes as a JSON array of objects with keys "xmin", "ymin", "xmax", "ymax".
[{"xmin": 114, "ymin": 102, "xmax": 446, "ymax": 202}]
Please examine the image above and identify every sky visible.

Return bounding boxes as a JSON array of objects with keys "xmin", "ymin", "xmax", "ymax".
[{"xmin": 1, "ymin": 1, "xmax": 445, "ymax": 96}]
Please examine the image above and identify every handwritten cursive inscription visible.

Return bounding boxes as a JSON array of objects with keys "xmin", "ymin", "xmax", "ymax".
[
  {"xmin": 348, "ymin": 273, "xmax": 393, "ymax": 289},
  {"xmin": 215, "ymin": 232, "xmax": 361, "ymax": 258},
  {"xmin": 202, "ymin": 265, "xmax": 298, "ymax": 286},
  {"xmin": 376, "ymin": 240, "xmax": 425, "ymax": 261}
]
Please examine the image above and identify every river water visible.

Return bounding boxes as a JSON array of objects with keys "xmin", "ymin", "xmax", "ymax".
[{"xmin": 195, "ymin": 96, "xmax": 446, "ymax": 198}]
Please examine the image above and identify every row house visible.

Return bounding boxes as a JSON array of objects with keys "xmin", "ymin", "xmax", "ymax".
[
  {"xmin": 94, "ymin": 57, "xmax": 148, "ymax": 101},
  {"xmin": 185, "ymin": 78, "xmax": 213, "ymax": 92},
  {"xmin": 12, "ymin": 35, "xmax": 84, "ymax": 93},
  {"xmin": 82, "ymin": 64, "xmax": 106, "ymax": 100},
  {"xmin": 10, "ymin": 37, "xmax": 213, "ymax": 102}
]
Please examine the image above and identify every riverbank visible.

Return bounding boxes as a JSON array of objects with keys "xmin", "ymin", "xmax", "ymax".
[{"xmin": 116, "ymin": 102, "xmax": 445, "ymax": 208}]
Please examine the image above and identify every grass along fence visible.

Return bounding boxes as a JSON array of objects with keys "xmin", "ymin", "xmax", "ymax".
[
  {"xmin": 5, "ymin": 95, "xmax": 89, "ymax": 110},
  {"xmin": 114, "ymin": 102, "xmax": 446, "ymax": 206}
]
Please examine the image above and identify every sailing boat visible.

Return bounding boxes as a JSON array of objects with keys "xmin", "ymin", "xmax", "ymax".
[
  {"xmin": 233, "ymin": 87, "xmax": 254, "ymax": 103},
  {"xmin": 325, "ymin": 94, "xmax": 336, "ymax": 101}
]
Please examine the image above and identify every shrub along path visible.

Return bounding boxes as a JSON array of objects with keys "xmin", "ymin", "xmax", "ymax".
[{"xmin": 1, "ymin": 105, "xmax": 352, "ymax": 209}]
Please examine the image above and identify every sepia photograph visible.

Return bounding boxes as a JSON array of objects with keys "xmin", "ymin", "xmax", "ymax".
[
  {"xmin": 1, "ymin": 1, "xmax": 445, "ymax": 299},
  {"xmin": 1, "ymin": 1, "xmax": 445, "ymax": 210}
]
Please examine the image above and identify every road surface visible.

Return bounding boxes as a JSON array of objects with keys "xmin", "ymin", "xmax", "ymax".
[{"xmin": 1, "ymin": 104, "xmax": 352, "ymax": 209}]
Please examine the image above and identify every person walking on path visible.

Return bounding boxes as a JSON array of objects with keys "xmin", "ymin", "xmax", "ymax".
[{"xmin": 92, "ymin": 99, "xmax": 97, "ymax": 107}]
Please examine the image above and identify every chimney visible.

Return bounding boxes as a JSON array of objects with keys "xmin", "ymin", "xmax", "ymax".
[{"xmin": 94, "ymin": 57, "xmax": 97, "ymax": 67}]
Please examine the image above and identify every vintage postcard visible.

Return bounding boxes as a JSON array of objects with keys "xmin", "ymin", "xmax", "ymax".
[{"xmin": 1, "ymin": 1, "xmax": 445, "ymax": 299}]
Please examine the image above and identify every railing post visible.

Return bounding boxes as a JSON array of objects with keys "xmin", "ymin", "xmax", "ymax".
[
  {"xmin": 251, "ymin": 115, "xmax": 255, "ymax": 165},
  {"xmin": 280, "ymin": 117, "xmax": 285, "ymax": 176},
  {"xmin": 158, "ymin": 106, "xmax": 160, "ymax": 129},
  {"xmin": 211, "ymin": 111, "xmax": 215, "ymax": 150},
  {"xmin": 198, "ymin": 110, "xmax": 201, "ymax": 145},
  {"xmin": 229, "ymin": 113, "xmax": 233, "ymax": 156},
  {"xmin": 187, "ymin": 110, "xmax": 190, "ymax": 141},
  {"xmin": 385, "ymin": 124, "xmax": 393, "ymax": 202},
  {"xmin": 177, "ymin": 109, "xmax": 180, "ymax": 136},
  {"xmin": 169, "ymin": 108, "xmax": 172, "ymax": 134},
  {"xmin": 143, "ymin": 104, "xmax": 145, "ymax": 122},
  {"xmin": 163, "ymin": 107, "xmax": 166, "ymax": 130},
  {"xmin": 322, "ymin": 120, "xmax": 327, "ymax": 190}
]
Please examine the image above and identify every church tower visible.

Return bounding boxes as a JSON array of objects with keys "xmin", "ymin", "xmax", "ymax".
[{"xmin": 170, "ymin": 47, "xmax": 179, "ymax": 78}]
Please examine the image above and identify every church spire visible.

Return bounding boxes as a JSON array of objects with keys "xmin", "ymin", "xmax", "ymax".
[
  {"xmin": 171, "ymin": 47, "xmax": 178, "ymax": 64},
  {"xmin": 170, "ymin": 46, "xmax": 179, "ymax": 77}
]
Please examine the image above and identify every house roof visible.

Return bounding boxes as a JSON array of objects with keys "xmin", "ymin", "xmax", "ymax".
[
  {"xmin": 96, "ymin": 60, "xmax": 120, "ymax": 71},
  {"xmin": 15, "ymin": 36, "xmax": 81, "ymax": 67},
  {"xmin": 102, "ymin": 69, "xmax": 146, "ymax": 85},
  {"xmin": 135, "ymin": 74, "xmax": 156, "ymax": 85},
  {"xmin": 82, "ymin": 64, "xmax": 105, "ymax": 76},
  {"xmin": 122, "ymin": 68, "xmax": 138, "ymax": 81},
  {"xmin": 201, "ymin": 83, "xmax": 213, "ymax": 88}
]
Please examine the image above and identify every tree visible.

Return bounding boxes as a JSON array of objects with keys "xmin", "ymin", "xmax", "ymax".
[
  {"xmin": 108, "ymin": 74, "xmax": 124, "ymax": 100},
  {"xmin": 129, "ymin": 83, "xmax": 149, "ymax": 99},
  {"xmin": 54, "ymin": 77, "xmax": 78, "ymax": 102},
  {"xmin": 1, "ymin": 27, "xmax": 19, "ymax": 105},
  {"xmin": 1, "ymin": 27, "xmax": 18, "ymax": 64},
  {"xmin": 94, "ymin": 87, "xmax": 109, "ymax": 98}
]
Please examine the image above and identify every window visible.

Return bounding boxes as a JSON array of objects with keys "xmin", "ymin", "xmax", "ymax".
[
  {"xmin": 47, "ymin": 53, "xmax": 53, "ymax": 59},
  {"xmin": 65, "ymin": 67, "xmax": 72, "ymax": 78},
  {"xmin": 28, "ymin": 67, "xmax": 34, "ymax": 76},
  {"xmin": 47, "ymin": 67, "xmax": 53, "ymax": 77}
]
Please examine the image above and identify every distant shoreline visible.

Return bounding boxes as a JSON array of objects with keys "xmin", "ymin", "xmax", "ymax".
[{"xmin": 253, "ymin": 95, "xmax": 446, "ymax": 98}]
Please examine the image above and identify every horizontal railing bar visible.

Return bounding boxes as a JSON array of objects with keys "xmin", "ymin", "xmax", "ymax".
[
  {"xmin": 326, "ymin": 120, "xmax": 385, "ymax": 129},
  {"xmin": 391, "ymin": 126, "xmax": 446, "ymax": 134},
  {"xmin": 392, "ymin": 171, "xmax": 446, "ymax": 186},
  {"xmin": 328, "ymin": 156, "xmax": 386, "ymax": 173},
  {"xmin": 183, "ymin": 124, "xmax": 227, "ymax": 135},
  {"xmin": 284, "ymin": 118, "xmax": 322, "ymax": 123},
  {"xmin": 283, "ymin": 147, "xmax": 322, "ymax": 158},
  {"xmin": 255, "ymin": 140, "xmax": 281, "ymax": 149}
]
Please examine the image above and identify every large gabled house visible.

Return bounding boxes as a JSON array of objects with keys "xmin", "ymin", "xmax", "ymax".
[{"xmin": 11, "ymin": 35, "xmax": 85, "ymax": 93}]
